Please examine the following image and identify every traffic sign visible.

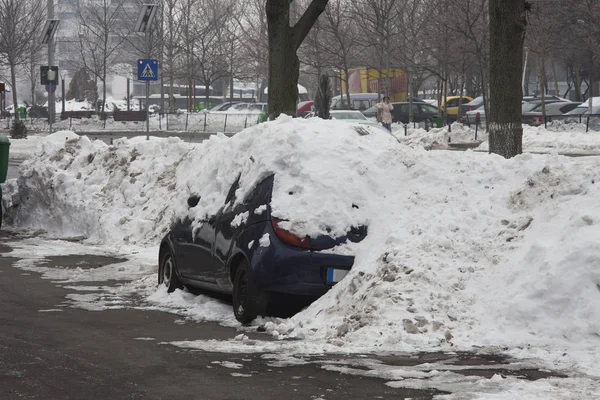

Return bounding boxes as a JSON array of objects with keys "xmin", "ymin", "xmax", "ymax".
[
  {"xmin": 45, "ymin": 84, "xmax": 57, "ymax": 93},
  {"xmin": 138, "ymin": 59, "xmax": 158, "ymax": 81},
  {"xmin": 41, "ymin": 66, "xmax": 59, "ymax": 85}
]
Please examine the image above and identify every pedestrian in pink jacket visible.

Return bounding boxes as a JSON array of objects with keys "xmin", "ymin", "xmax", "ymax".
[{"xmin": 376, "ymin": 96, "xmax": 394, "ymax": 131}]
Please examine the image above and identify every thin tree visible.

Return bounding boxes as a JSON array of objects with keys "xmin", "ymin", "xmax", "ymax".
[
  {"xmin": 0, "ymin": 0, "xmax": 45, "ymax": 120},
  {"xmin": 266, "ymin": 0, "xmax": 329, "ymax": 118},
  {"xmin": 75, "ymin": 0, "xmax": 128, "ymax": 118},
  {"xmin": 488, "ymin": 0, "xmax": 528, "ymax": 158}
]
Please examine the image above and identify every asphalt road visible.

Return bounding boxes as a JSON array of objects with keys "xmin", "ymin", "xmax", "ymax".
[{"xmin": 0, "ymin": 229, "xmax": 448, "ymax": 400}]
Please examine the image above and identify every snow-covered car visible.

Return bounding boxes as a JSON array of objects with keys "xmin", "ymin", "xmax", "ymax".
[
  {"xmin": 158, "ymin": 173, "xmax": 368, "ymax": 323},
  {"xmin": 157, "ymin": 118, "xmax": 396, "ymax": 324}
]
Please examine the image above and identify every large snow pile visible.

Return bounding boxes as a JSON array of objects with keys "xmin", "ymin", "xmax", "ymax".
[{"xmin": 4, "ymin": 117, "xmax": 600, "ymax": 376}]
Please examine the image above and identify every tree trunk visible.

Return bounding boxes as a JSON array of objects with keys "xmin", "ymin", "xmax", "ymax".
[
  {"xmin": 205, "ymin": 82, "xmax": 210, "ymax": 110},
  {"xmin": 266, "ymin": 0, "xmax": 329, "ymax": 119},
  {"xmin": 550, "ymin": 56, "xmax": 560, "ymax": 96},
  {"xmin": 266, "ymin": 0, "xmax": 299, "ymax": 118},
  {"xmin": 10, "ymin": 63, "xmax": 18, "ymax": 121},
  {"xmin": 488, "ymin": 0, "xmax": 526, "ymax": 159},
  {"xmin": 343, "ymin": 66, "xmax": 351, "ymax": 108},
  {"xmin": 574, "ymin": 68, "xmax": 582, "ymax": 102}
]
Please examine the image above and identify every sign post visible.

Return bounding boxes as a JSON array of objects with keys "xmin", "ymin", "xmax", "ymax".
[
  {"xmin": 135, "ymin": 4, "xmax": 159, "ymax": 140},
  {"xmin": 137, "ymin": 59, "xmax": 158, "ymax": 138},
  {"xmin": 40, "ymin": 16, "xmax": 60, "ymax": 131}
]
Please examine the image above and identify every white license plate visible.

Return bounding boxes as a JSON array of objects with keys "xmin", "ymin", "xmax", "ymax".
[{"xmin": 327, "ymin": 268, "xmax": 349, "ymax": 284}]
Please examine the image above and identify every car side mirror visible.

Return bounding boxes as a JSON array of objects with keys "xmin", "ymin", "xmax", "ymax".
[{"xmin": 187, "ymin": 195, "xmax": 200, "ymax": 208}]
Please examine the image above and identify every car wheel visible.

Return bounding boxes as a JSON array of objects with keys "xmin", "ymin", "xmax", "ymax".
[
  {"xmin": 158, "ymin": 248, "xmax": 182, "ymax": 293},
  {"xmin": 232, "ymin": 259, "xmax": 269, "ymax": 324}
]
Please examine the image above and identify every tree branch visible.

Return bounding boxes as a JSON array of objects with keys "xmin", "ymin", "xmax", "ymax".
[{"xmin": 293, "ymin": 0, "xmax": 329, "ymax": 50}]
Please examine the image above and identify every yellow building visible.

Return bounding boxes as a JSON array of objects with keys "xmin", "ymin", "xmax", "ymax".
[{"xmin": 341, "ymin": 67, "xmax": 408, "ymax": 102}]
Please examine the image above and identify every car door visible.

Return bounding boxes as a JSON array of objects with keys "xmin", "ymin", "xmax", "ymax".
[
  {"xmin": 173, "ymin": 194, "xmax": 218, "ymax": 283},
  {"xmin": 213, "ymin": 175, "xmax": 274, "ymax": 288},
  {"xmin": 183, "ymin": 176, "xmax": 241, "ymax": 283},
  {"xmin": 419, "ymin": 104, "xmax": 439, "ymax": 122},
  {"xmin": 393, "ymin": 104, "xmax": 409, "ymax": 123}
]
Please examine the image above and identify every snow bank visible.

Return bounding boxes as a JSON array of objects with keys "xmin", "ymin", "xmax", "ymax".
[
  {"xmin": 392, "ymin": 122, "xmax": 483, "ymax": 148},
  {"xmin": 4, "ymin": 117, "xmax": 600, "ymax": 376}
]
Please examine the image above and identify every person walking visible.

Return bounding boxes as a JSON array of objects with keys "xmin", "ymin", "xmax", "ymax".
[{"xmin": 376, "ymin": 96, "xmax": 394, "ymax": 132}]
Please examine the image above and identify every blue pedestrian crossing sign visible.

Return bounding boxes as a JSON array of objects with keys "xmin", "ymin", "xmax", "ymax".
[{"xmin": 138, "ymin": 59, "xmax": 158, "ymax": 81}]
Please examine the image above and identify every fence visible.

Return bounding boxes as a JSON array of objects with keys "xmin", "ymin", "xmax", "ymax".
[
  {"xmin": 1, "ymin": 111, "xmax": 265, "ymax": 135},
  {"xmin": 462, "ymin": 113, "xmax": 600, "ymax": 133}
]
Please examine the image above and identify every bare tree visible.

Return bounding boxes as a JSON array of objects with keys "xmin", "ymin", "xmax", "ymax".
[
  {"xmin": 236, "ymin": 0, "xmax": 269, "ymax": 101},
  {"xmin": 75, "ymin": 0, "xmax": 129, "ymax": 116},
  {"xmin": 525, "ymin": 0, "xmax": 561, "ymax": 119},
  {"xmin": 303, "ymin": 0, "xmax": 361, "ymax": 107},
  {"xmin": 24, "ymin": 37, "xmax": 45, "ymax": 107},
  {"xmin": 266, "ymin": 0, "xmax": 329, "ymax": 118},
  {"xmin": 488, "ymin": 0, "xmax": 528, "ymax": 158},
  {"xmin": 162, "ymin": 0, "xmax": 185, "ymax": 112},
  {"xmin": 0, "ymin": 0, "xmax": 45, "ymax": 119},
  {"xmin": 351, "ymin": 0, "xmax": 402, "ymax": 99},
  {"xmin": 178, "ymin": 0, "xmax": 232, "ymax": 109}
]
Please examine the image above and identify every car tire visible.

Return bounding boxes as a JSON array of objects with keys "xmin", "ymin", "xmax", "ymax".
[
  {"xmin": 158, "ymin": 248, "xmax": 183, "ymax": 293},
  {"xmin": 232, "ymin": 259, "xmax": 269, "ymax": 324}
]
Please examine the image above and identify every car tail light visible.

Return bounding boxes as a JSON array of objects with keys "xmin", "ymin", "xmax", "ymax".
[{"xmin": 271, "ymin": 220, "xmax": 311, "ymax": 249}]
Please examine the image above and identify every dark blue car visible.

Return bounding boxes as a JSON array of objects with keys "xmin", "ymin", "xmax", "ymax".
[{"xmin": 158, "ymin": 174, "xmax": 367, "ymax": 323}]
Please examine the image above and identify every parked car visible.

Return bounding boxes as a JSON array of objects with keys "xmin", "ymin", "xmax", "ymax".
[
  {"xmin": 439, "ymin": 96, "xmax": 473, "ymax": 120},
  {"xmin": 330, "ymin": 94, "xmax": 379, "ymax": 111},
  {"xmin": 567, "ymin": 104, "xmax": 600, "ymax": 115},
  {"xmin": 297, "ymin": 100, "xmax": 314, "ymax": 117},
  {"xmin": 523, "ymin": 94, "xmax": 569, "ymax": 102},
  {"xmin": 247, "ymin": 102, "xmax": 268, "ymax": 113},
  {"xmin": 229, "ymin": 102, "xmax": 267, "ymax": 113},
  {"xmin": 210, "ymin": 102, "xmax": 241, "ymax": 112},
  {"xmin": 158, "ymin": 174, "xmax": 367, "ymax": 323},
  {"xmin": 460, "ymin": 96, "xmax": 484, "ymax": 117},
  {"xmin": 522, "ymin": 102, "xmax": 581, "ymax": 126},
  {"xmin": 465, "ymin": 105, "xmax": 486, "ymax": 126},
  {"xmin": 362, "ymin": 102, "xmax": 439, "ymax": 124}
]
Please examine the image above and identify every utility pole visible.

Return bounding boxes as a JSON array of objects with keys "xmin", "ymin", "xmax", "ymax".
[
  {"xmin": 47, "ymin": 0, "xmax": 55, "ymax": 132},
  {"xmin": 146, "ymin": 32, "xmax": 150, "ymax": 137}
]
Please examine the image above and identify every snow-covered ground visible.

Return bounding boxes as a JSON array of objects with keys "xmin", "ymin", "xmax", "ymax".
[{"xmin": 2, "ymin": 118, "xmax": 600, "ymax": 398}]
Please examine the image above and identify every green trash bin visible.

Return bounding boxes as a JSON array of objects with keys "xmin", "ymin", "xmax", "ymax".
[
  {"xmin": 18, "ymin": 106, "xmax": 26, "ymax": 119},
  {"xmin": 432, "ymin": 115, "xmax": 443, "ymax": 128},
  {"xmin": 0, "ymin": 135, "xmax": 10, "ymax": 183}
]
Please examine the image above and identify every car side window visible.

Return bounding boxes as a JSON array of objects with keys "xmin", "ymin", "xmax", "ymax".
[
  {"xmin": 447, "ymin": 99, "xmax": 459, "ymax": 107},
  {"xmin": 400, "ymin": 104, "xmax": 410, "ymax": 113},
  {"xmin": 243, "ymin": 175, "xmax": 274, "ymax": 206},
  {"xmin": 225, "ymin": 175, "xmax": 241, "ymax": 205},
  {"xmin": 420, "ymin": 104, "xmax": 437, "ymax": 113}
]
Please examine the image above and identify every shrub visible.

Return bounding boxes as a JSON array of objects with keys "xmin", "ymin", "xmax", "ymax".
[
  {"xmin": 314, "ymin": 74, "xmax": 332, "ymax": 120},
  {"xmin": 10, "ymin": 119, "xmax": 27, "ymax": 139}
]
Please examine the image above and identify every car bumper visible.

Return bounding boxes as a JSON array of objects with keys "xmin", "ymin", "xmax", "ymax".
[{"xmin": 249, "ymin": 230, "xmax": 355, "ymax": 296}]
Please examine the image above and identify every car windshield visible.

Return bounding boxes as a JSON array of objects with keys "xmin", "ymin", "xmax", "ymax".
[{"xmin": 331, "ymin": 111, "xmax": 367, "ymax": 120}]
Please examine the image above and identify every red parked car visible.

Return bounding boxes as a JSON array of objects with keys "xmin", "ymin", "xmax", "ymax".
[{"xmin": 297, "ymin": 101, "xmax": 314, "ymax": 117}]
